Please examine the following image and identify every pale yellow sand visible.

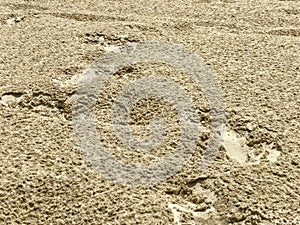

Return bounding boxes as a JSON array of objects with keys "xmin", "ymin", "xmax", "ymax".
[{"xmin": 0, "ymin": 0, "xmax": 299, "ymax": 224}]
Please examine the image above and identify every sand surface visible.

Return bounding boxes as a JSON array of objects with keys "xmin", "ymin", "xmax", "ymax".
[{"xmin": 0, "ymin": 0, "xmax": 300, "ymax": 224}]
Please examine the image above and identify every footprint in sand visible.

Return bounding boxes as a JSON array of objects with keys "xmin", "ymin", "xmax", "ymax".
[{"xmin": 222, "ymin": 129, "xmax": 281, "ymax": 165}]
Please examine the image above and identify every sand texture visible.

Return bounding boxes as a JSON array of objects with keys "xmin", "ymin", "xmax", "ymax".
[{"xmin": 0, "ymin": 0, "xmax": 300, "ymax": 224}]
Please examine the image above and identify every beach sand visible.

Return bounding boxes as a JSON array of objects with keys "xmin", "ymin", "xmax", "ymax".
[{"xmin": 0, "ymin": 0, "xmax": 299, "ymax": 224}]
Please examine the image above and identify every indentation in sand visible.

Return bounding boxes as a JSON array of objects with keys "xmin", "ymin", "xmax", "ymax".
[
  {"xmin": 52, "ymin": 74, "xmax": 79, "ymax": 89},
  {"xmin": 222, "ymin": 129, "xmax": 249, "ymax": 164},
  {"xmin": 168, "ymin": 202, "xmax": 217, "ymax": 225},
  {"xmin": 222, "ymin": 130, "xmax": 281, "ymax": 165},
  {"xmin": 168, "ymin": 186, "xmax": 218, "ymax": 224}
]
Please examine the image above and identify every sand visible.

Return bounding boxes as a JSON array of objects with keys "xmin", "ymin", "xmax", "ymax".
[{"xmin": 0, "ymin": 0, "xmax": 299, "ymax": 224}]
